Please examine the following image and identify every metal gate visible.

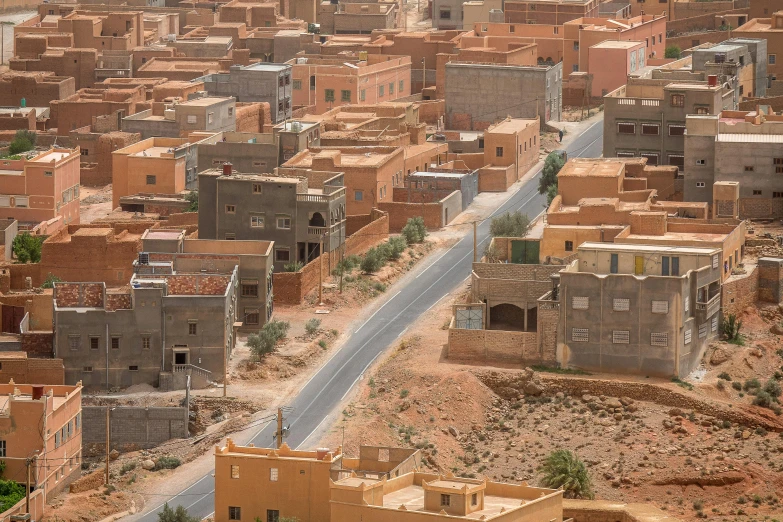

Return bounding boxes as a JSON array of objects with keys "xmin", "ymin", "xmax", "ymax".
[{"xmin": 455, "ymin": 307, "xmax": 483, "ymax": 330}]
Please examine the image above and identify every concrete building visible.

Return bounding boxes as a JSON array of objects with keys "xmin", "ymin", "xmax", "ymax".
[
  {"xmin": 690, "ymin": 40, "xmax": 768, "ymax": 99},
  {"xmin": 289, "ymin": 54, "xmax": 411, "ymax": 114},
  {"xmin": 111, "ymin": 137, "xmax": 201, "ymax": 208},
  {"xmin": 588, "ymin": 40, "xmax": 646, "ymax": 97},
  {"xmin": 318, "ymin": 2, "xmax": 398, "ymax": 35},
  {"xmin": 432, "ymin": 0, "xmax": 501, "ymax": 30},
  {"xmin": 214, "ymin": 440, "xmax": 566, "ymax": 522},
  {"xmin": 0, "ymin": 148, "xmax": 81, "ymax": 229},
  {"xmin": 140, "ymin": 231, "xmax": 275, "ymax": 332},
  {"xmin": 0, "ymin": 383, "xmax": 83, "ymax": 502},
  {"xmin": 198, "ymin": 167, "xmax": 346, "ymax": 271},
  {"xmin": 400, "ymin": 170, "xmax": 478, "ymax": 210},
  {"xmin": 274, "ymin": 120, "xmax": 321, "ymax": 162},
  {"xmin": 197, "ymin": 63, "xmax": 293, "ymax": 123},
  {"xmin": 555, "ymin": 242, "xmax": 722, "ymax": 377},
  {"xmin": 543, "ymin": 158, "xmax": 746, "ymax": 281},
  {"xmin": 684, "ymin": 109, "xmax": 783, "ymax": 219},
  {"xmin": 193, "ymin": 131, "xmax": 280, "ymax": 173},
  {"xmin": 734, "ymin": 12, "xmax": 783, "ymax": 84},
  {"xmin": 122, "ymin": 95, "xmax": 236, "ymax": 140},
  {"xmin": 504, "ymin": 0, "xmax": 601, "ymax": 25},
  {"xmin": 281, "ymin": 146, "xmax": 402, "ymax": 215},
  {"xmin": 444, "ymin": 61, "xmax": 561, "ymax": 129},
  {"xmin": 53, "ymin": 265, "xmax": 239, "ymax": 390}
]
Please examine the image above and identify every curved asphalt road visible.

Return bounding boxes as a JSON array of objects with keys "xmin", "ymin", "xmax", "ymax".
[{"xmin": 135, "ymin": 117, "xmax": 604, "ymax": 521}]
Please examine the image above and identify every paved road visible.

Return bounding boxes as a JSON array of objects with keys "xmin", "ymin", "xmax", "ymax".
[{"xmin": 135, "ymin": 117, "xmax": 604, "ymax": 521}]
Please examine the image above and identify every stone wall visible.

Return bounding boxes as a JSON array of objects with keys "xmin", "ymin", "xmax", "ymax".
[
  {"xmin": 722, "ymin": 264, "xmax": 758, "ymax": 317},
  {"xmin": 82, "ymin": 406, "xmax": 189, "ymax": 456},
  {"xmin": 273, "ymin": 210, "xmax": 389, "ymax": 305}
]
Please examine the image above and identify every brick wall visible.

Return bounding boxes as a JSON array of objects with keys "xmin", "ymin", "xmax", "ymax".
[
  {"xmin": 417, "ymin": 100, "xmax": 445, "ymax": 124},
  {"xmin": 758, "ymin": 258, "xmax": 783, "ymax": 304},
  {"xmin": 722, "ymin": 264, "xmax": 758, "ymax": 317},
  {"xmin": 0, "ymin": 356, "xmax": 66, "ymax": 384},
  {"xmin": 273, "ymin": 210, "xmax": 389, "ymax": 305},
  {"xmin": 739, "ymin": 198, "xmax": 783, "ymax": 219},
  {"xmin": 478, "ymin": 165, "xmax": 515, "ymax": 192},
  {"xmin": 82, "ymin": 406, "xmax": 189, "ymax": 455},
  {"xmin": 537, "ymin": 301, "xmax": 559, "ymax": 362},
  {"xmin": 666, "ymin": 7, "xmax": 746, "ymax": 34},
  {"xmin": 346, "ymin": 214, "xmax": 371, "ymax": 236},
  {"xmin": 21, "ymin": 332, "xmax": 53, "ymax": 357},
  {"xmin": 378, "ymin": 201, "xmax": 442, "ymax": 232},
  {"xmin": 447, "ymin": 327, "xmax": 542, "ymax": 364},
  {"xmin": 106, "ymin": 292, "xmax": 132, "ymax": 311},
  {"xmin": 164, "ymin": 274, "xmax": 230, "ymax": 295}
]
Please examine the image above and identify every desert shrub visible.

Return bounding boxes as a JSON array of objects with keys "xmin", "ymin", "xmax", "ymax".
[
  {"xmin": 305, "ymin": 318, "xmax": 321, "ymax": 335},
  {"xmin": 401, "ymin": 217, "xmax": 427, "ymax": 244}
]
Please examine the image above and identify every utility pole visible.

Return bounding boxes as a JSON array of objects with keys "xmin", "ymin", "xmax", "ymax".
[
  {"xmin": 105, "ymin": 407, "xmax": 110, "ymax": 485},
  {"xmin": 223, "ymin": 339, "xmax": 227, "ymax": 398},
  {"xmin": 276, "ymin": 408, "xmax": 284, "ymax": 449},
  {"xmin": 25, "ymin": 455, "xmax": 37, "ymax": 514},
  {"xmin": 473, "ymin": 221, "xmax": 478, "ymax": 263},
  {"xmin": 318, "ymin": 234, "xmax": 325, "ymax": 305}
]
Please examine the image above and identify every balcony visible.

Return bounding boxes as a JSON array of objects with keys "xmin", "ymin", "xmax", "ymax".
[
  {"xmin": 307, "ymin": 221, "xmax": 345, "ymax": 237},
  {"xmin": 296, "ymin": 187, "xmax": 346, "ymax": 204},
  {"xmin": 696, "ymin": 293, "xmax": 720, "ymax": 319}
]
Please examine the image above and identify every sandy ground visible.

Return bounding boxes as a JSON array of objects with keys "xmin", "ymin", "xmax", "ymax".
[
  {"xmin": 0, "ymin": 11, "xmax": 35, "ymax": 67},
  {"xmin": 79, "ymin": 185, "xmax": 114, "ymax": 224}
]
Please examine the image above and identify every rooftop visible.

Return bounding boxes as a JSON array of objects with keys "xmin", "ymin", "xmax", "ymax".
[
  {"xmin": 242, "ymin": 62, "xmax": 291, "ymax": 72},
  {"xmin": 579, "ymin": 242, "xmax": 720, "ymax": 255},
  {"xmin": 488, "ymin": 117, "xmax": 539, "ymax": 133},
  {"xmin": 180, "ymin": 96, "xmax": 233, "ymax": 107},
  {"xmin": 558, "ymin": 159, "xmax": 624, "ymax": 178},
  {"xmin": 591, "ymin": 40, "xmax": 644, "ymax": 49},
  {"xmin": 716, "ymin": 133, "xmax": 783, "ymax": 143}
]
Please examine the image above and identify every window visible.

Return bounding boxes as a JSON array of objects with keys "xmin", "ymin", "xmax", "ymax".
[
  {"xmin": 340, "ymin": 90, "xmax": 351, "ymax": 102},
  {"xmin": 0, "ymin": 441, "xmax": 5, "ymax": 458},
  {"xmin": 252, "ymin": 183, "xmax": 262, "ymax": 194},
  {"xmin": 684, "ymin": 328, "xmax": 692, "ymax": 345},
  {"xmin": 670, "ymin": 94, "xmax": 685, "ymax": 107},
  {"xmin": 399, "ymin": 80, "xmax": 404, "ymax": 92},
  {"xmin": 228, "ymin": 107, "xmax": 234, "ymax": 116},
  {"xmin": 610, "ymin": 253, "xmax": 618, "ymax": 273},
  {"xmin": 142, "ymin": 336, "xmax": 150, "ymax": 350},
  {"xmin": 225, "ymin": 233, "xmax": 236, "ymax": 240},
  {"xmin": 564, "ymin": 240, "xmax": 573, "ymax": 252},
  {"xmin": 111, "ymin": 337, "xmax": 120, "ymax": 350},
  {"xmin": 712, "ymin": 254, "xmax": 719, "ymax": 269},
  {"xmin": 208, "ymin": 112, "xmax": 214, "ymax": 124},
  {"xmin": 668, "ymin": 124, "xmax": 685, "ymax": 136},
  {"xmin": 571, "ymin": 296, "xmax": 589, "ymax": 310},
  {"xmin": 231, "ymin": 465, "xmax": 240, "ymax": 479},
  {"xmin": 695, "ymin": 106, "xmax": 709, "ymax": 115},
  {"xmin": 187, "ymin": 115, "xmax": 197, "ymax": 124},
  {"xmin": 744, "ymin": 166, "xmax": 754, "ymax": 172},
  {"xmin": 696, "ymin": 159, "xmax": 705, "ymax": 165},
  {"xmin": 293, "ymin": 79, "xmax": 301, "ymax": 90},
  {"xmin": 684, "ymin": 296, "xmax": 689, "ymax": 312},
  {"xmin": 650, "ymin": 332, "xmax": 668, "ymax": 347},
  {"xmin": 712, "ymin": 315, "xmax": 718, "ymax": 332},
  {"xmin": 389, "ymin": 82, "xmax": 394, "ymax": 95},
  {"xmin": 146, "ymin": 175, "xmax": 156, "ymax": 185},
  {"xmin": 354, "ymin": 190, "xmax": 363, "ymax": 202},
  {"xmin": 769, "ymin": 54, "xmax": 777, "ymax": 65},
  {"xmin": 270, "ymin": 468, "xmax": 279, "ymax": 481},
  {"xmin": 241, "ymin": 281, "xmax": 259, "ymax": 297},
  {"xmin": 441, "ymin": 494, "xmax": 451, "ymax": 506},
  {"xmin": 640, "ymin": 153, "xmax": 658, "ymax": 165},
  {"xmin": 573, "ymin": 41, "xmax": 579, "ymax": 51},
  {"xmin": 267, "ymin": 511, "xmax": 279, "ymax": 522},
  {"xmin": 225, "ymin": 205, "xmax": 236, "ymax": 214},
  {"xmin": 55, "ymin": 432, "xmax": 60, "ymax": 448},
  {"xmin": 83, "ymin": 366, "xmax": 92, "ymax": 372},
  {"xmin": 572, "ymin": 64, "xmax": 579, "ymax": 72},
  {"xmin": 129, "ymin": 365, "xmax": 139, "ymax": 371},
  {"xmin": 360, "ymin": 89, "xmax": 366, "ymax": 102},
  {"xmin": 774, "ymin": 192, "xmax": 783, "ymax": 198},
  {"xmin": 613, "ymin": 298, "xmax": 630, "ymax": 311},
  {"xmin": 250, "ymin": 215, "xmax": 264, "ymax": 228},
  {"xmin": 651, "ymin": 300, "xmax": 668, "ymax": 314},
  {"xmin": 245, "ymin": 309, "xmax": 260, "ymax": 326},
  {"xmin": 699, "ymin": 323, "xmax": 708, "ymax": 339},
  {"xmin": 325, "ymin": 89, "xmax": 335, "ymax": 102},
  {"xmin": 471, "ymin": 493, "xmax": 477, "ymax": 506},
  {"xmin": 495, "ymin": 147, "xmax": 504, "ymax": 157},
  {"xmin": 641, "ymin": 123, "xmax": 659, "ymax": 135},
  {"xmin": 753, "ymin": 190, "xmax": 762, "ymax": 196},
  {"xmin": 188, "ymin": 322, "xmax": 197, "ymax": 335},
  {"xmin": 571, "ymin": 328, "xmax": 589, "ymax": 342},
  {"xmin": 228, "ymin": 507, "xmax": 241, "ymax": 521},
  {"xmin": 612, "ymin": 330, "xmax": 630, "ymax": 344},
  {"xmin": 379, "ymin": 85, "xmax": 386, "ymax": 97},
  {"xmin": 617, "ymin": 122, "xmax": 636, "ymax": 134},
  {"xmin": 439, "ymin": 9, "xmax": 450, "ymax": 19},
  {"xmin": 275, "ymin": 248, "xmax": 290, "ymax": 262},
  {"xmin": 89, "ymin": 337, "xmax": 99, "ymax": 350},
  {"xmin": 668, "ymin": 154, "xmax": 684, "ymax": 168},
  {"xmin": 276, "ymin": 216, "xmax": 291, "ymax": 229}
]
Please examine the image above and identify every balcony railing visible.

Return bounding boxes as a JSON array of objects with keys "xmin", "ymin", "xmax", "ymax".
[
  {"xmin": 296, "ymin": 187, "xmax": 346, "ymax": 204},
  {"xmin": 173, "ymin": 364, "xmax": 212, "ymax": 381},
  {"xmin": 307, "ymin": 221, "xmax": 345, "ymax": 237},
  {"xmin": 696, "ymin": 293, "xmax": 720, "ymax": 318}
]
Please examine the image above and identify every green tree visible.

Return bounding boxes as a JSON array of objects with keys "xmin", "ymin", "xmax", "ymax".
[
  {"xmin": 489, "ymin": 211, "xmax": 531, "ymax": 238},
  {"xmin": 12, "ymin": 232, "xmax": 42, "ymax": 263},
  {"xmin": 721, "ymin": 313, "xmax": 743, "ymax": 344},
  {"xmin": 158, "ymin": 503, "xmax": 199, "ymax": 522},
  {"xmin": 546, "ymin": 184, "xmax": 558, "ymax": 207},
  {"xmin": 665, "ymin": 46, "xmax": 681, "ymax": 59},
  {"xmin": 41, "ymin": 273, "xmax": 62, "ymax": 289},
  {"xmin": 360, "ymin": 246, "xmax": 385, "ymax": 274},
  {"xmin": 247, "ymin": 320, "xmax": 290, "ymax": 359},
  {"xmin": 7, "ymin": 130, "xmax": 36, "ymax": 156},
  {"xmin": 538, "ymin": 152, "xmax": 565, "ymax": 197},
  {"xmin": 0, "ymin": 479, "xmax": 25, "ymax": 511},
  {"xmin": 401, "ymin": 217, "xmax": 427, "ymax": 244},
  {"xmin": 539, "ymin": 449, "xmax": 594, "ymax": 499},
  {"xmin": 185, "ymin": 191, "xmax": 198, "ymax": 212}
]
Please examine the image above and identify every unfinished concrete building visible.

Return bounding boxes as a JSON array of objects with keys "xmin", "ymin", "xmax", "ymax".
[
  {"xmin": 140, "ymin": 231, "xmax": 274, "ymax": 332},
  {"xmin": 193, "ymin": 131, "xmax": 279, "ymax": 173},
  {"xmin": 198, "ymin": 166, "xmax": 346, "ymax": 271},
  {"xmin": 684, "ymin": 109, "xmax": 783, "ymax": 219},
  {"xmin": 197, "ymin": 63, "xmax": 293, "ymax": 122},
  {"xmin": 122, "ymin": 95, "xmax": 236, "ymax": 139},
  {"xmin": 554, "ymin": 242, "xmax": 722, "ymax": 378},
  {"xmin": 53, "ymin": 266, "xmax": 238, "ymax": 390}
]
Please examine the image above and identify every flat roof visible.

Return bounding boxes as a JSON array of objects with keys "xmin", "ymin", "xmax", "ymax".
[
  {"xmin": 381, "ymin": 485, "xmax": 524, "ymax": 518},
  {"xmin": 144, "ymin": 230, "xmax": 184, "ymax": 240},
  {"xmin": 33, "ymin": 151, "xmax": 70, "ymax": 163},
  {"xmin": 558, "ymin": 159, "xmax": 624, "ymax": 178},
  {"xmin": 716, "ymin": 133, "xmax": 783, "ymax": 143},
  {"xmin": 579, "ymin": 242, "xmax": 719, "ymax": 255},
  {"xmin": 132, "ymin": 146, "xmax": 173, "ymax": 158},
  {"xmin": 489, "ymin": 118, "xmax": 538, "ymax": 133},
  {"xmin": 243, "ymin": 62, "xmax": 290, "ymax": 72},
  {"xmin": 182, "ymin": 96, "xmax": 231, "ymax": 106},
  {"xmin": 277, "ymin": 120, "xmax": 320, "ymax": 132},
  {"xmin": 409, "ymin": 171, "xmax": 469, "ymax": 178},
  {"xmin": 591, "ymin": 40, "xmax": 644, "ymax": 49}
]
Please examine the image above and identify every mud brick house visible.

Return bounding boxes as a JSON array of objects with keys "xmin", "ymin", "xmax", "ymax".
[
  {"xmin": 49, "ymin": 84, "xmax": 147, "ymax": 136},
  {"xmin": 0, "ymin": 148, "xmax": 81, "ymax": 230},
  {"xmin": 53, "ymin": 266, "xmax": 239, "ymax": 390},
  {"xmin": 554, "ymin": 242, "xmax": 722, "ymax": 378},
  {"xmin": 0, "ymin": 353, "xmax": 64, "ymax": 385},
  {"xmin": 71, "ymin": 127, "xmax": 140, "ymax": 187},
  {"xmin": 140, "ymin": 230, "xmax": 275, "ymax": 332},
  {"xmin": 10, "ymin": 48, "xmax": 98, "ymax": 90},
  {"xmin": 0, "ymin": 72, "xmax": 75, "ymax": 107},
  {"xmin": 0, "ymin": 383, "xmax": 82, "ymax": 503},
  {"xmin": 198, "ymin": 167, "xmax": 346, "ymax": 272}
]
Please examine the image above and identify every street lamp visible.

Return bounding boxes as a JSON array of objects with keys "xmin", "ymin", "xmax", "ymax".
[{"xmin": 421, "ymin": 57, "xmax": 426, "ymax": 91}]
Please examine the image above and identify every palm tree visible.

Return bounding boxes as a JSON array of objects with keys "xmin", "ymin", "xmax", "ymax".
[{"xmin": 539, "ymin": 449, "xmax": 594, "ymax": 499}]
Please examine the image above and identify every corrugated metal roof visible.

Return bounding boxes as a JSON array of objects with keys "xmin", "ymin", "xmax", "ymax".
[{"xmin": 716, "ymin": 133, "xmax": 783, "ymax": 143}]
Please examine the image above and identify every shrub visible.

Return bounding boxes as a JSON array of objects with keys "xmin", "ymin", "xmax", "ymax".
[
  {"xmin": 743, "ymin": 378, "xmax": 761, "ymax": 392},
  {"xmin": 539, "ymin": 450, "xmax": 594, "ymax": 499},
  {"xmin": 305, "ymin": 318, "xmax": 321, "ymax": 335},
  {"xmin": 283, "ymin": 261, "xmax": 304, "ymax": 272},
  {"xmin": 247, "ymin": 320, "xmax": 290, "ymax": 358},
  {"xmin": 360, "ymin": 247, "xmax": 385, "ymax": 273},
  {"xmin": 120, "ymin": 461, "xmax": 137, "ymax": 475},
  {"xmin": 763, "ymin": 378, "xmax": 782, "ymax": 399},
  {"xmin": 718, "ymin": 372, "xmax": 731, "ymax": 381},
  {"xmin": 489, "ymin": 211, "xmax": 531, "ymax": 238},
  {"xmin": 318, "ymin": 340, "xmax": 327, "ymax": 349},
  {"xmin": 722, "ymin": 314, "xmax": 743, "ymax": 343},
  {"xmin": 7, "ymin": 130, "xmax": 36, "ymax": 156},
  {"xmin": 12, "ymin": 232, "xmax": 42, "ymax": 263},
  {"xmin": 399, "ymin": 389, "xmax": 409, "ymax": 398},
  {"xmin": 401, "ymin": 217, "xmax": 427, "ymax": 244},
  {"xmin": 373, "ymin": 282, "xmax": 386, "ymax": 292},
  {"xmin": 41, "ymin": 272, "xmax": 62, "ymax": 289},
  {"xmin": 693, "ymin": 499, "xmax": 704, "ymax": 511},
  {"xmin": 158, "ymin": 503, "xmax": 199, "ymax": 522},
  {"xmin": 732, "ymin": 381, "xmax": 742, "ymax": 391},
  {"xmin": 0, "ymin": 480, "xmax": 25, "ymax": 512},
  {"xmin": 716, "ymin": 380, "xmax": 725, "ymax": 391},
  {"xmin": 387, "ymin": 236, "xmax": 407, "ymax": 260},
  {"xmin": 753, "ymin": 391, "xmax": 774, "ymax": 408},
  {"xmin": 665, "ymin": 45, "xmax": 681, "ymax": 59},
  {"xmin": 185, "ymin": 191, "xmax": 198, "ymax": 212},
  {"xmin": 334, "ymin": 254, "xmax": 361, "ymax": 275},
  {"xmin": 154, "ymin": 456, "xmax": 181, "ymax": 471}
]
